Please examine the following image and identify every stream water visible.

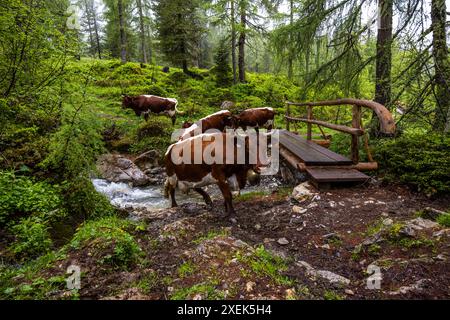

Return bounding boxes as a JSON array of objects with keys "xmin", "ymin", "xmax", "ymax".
[{"xmin": 92, "ymin": 175, "xmax": 285, "ymax": 211}]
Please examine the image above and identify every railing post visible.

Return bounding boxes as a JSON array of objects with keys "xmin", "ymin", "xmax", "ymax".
[
  {"xmin": 351, "ymin": 105, "xmax": 361, "ymax": 164},
  {"xmin": 307, "ymin": 106, "xmax": 312, "ymax": 140},
  {"xmin": 285, "ymin": 103, "xmax": 290, "ymax": 131}
]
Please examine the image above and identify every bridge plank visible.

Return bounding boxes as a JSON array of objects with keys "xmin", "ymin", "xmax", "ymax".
[
  {"xmin": 279, "ymin": 130, "xmax": 352, "ymax": 166},
  {"xmin": 306, "ymin": 167, "xmax": 369, "ymax": 183}
]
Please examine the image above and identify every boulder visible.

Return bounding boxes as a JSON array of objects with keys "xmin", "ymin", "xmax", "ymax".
[
  {"xmin": 97, "ymin": 154, "xmax": 150, "ymax": 187},
  {"xmin": 134, "ymin": 150, "xmax": 161, "ymax": 171},
  {"xmin": 220, "ymin": 101, "xmax": 235, "ymax": 110}
]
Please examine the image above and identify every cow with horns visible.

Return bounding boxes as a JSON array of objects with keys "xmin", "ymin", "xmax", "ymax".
[{"xmin": 122, "ymin": 94, "xmax": 184, "ymax": 125}]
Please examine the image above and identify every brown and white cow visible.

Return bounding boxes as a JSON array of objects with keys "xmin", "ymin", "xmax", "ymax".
[
  {"xmin": 122, "ymin": 95, "xmax": 183, "ymax": 125},
  {"xmin": 178, "ymin": 110, "xmax": 234, "ymax": 141},
  {"xmin": 233, "ymin": 107, "xmax": 275, "ymax": 132},
  {"xmin": 164, "ymin": 132, "xmax": 261, "ymax": 216}
]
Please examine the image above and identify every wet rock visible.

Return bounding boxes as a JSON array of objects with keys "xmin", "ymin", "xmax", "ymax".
[
  {"xmin": 291, "ymin": 182, "xmax": 317, "ymax": 203},
  {"xmin": 134, "ymin": 150, "xmax": 160, "ymax": 171},
  {"xmin": 382, "ymin": 218, "xmax": 393, "ymax": 226},
  {"xmin": 277, "ymin": 237, "xmax": 289, "ymax": 245},
  {"xmin": 97, "ymin": 154, "xmax": 150, "ymax": 187},
  {"xmin": 254, "ymin": 223, "xmax": 261, "ymax": 230}
]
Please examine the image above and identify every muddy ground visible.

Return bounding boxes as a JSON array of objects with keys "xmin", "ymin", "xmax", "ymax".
[{"xmin": 37, "ymin": 181, "xmax": 450, "ymax": 300}]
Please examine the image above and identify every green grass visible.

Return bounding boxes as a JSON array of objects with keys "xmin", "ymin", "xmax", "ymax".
[
  {"xmin": 192, "ymin": 228, "xmax": 230, "ymax": 244},
  {"xmin": 323, "ymin": 290, "xmax": 345, "ymax": 300},
  {"xmin": 436, "ymin": 213, "xmax": 450, "ymax": 227},
  {"xmin": 170, "ymin": 281, "xmax": 224, "ymax": 300},
  {"xmin": 236, "ymin": 245, "xmax": 294, "ymax": 286},
  {"xmin": 177, "ymin": 261, "xmax": 196, "ymax": 278},
  {"xmin": 234, "ymin": 191, "xmax": 269, "ymax": 202}
]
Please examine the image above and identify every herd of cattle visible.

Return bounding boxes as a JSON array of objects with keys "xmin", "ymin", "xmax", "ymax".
[{"xmin": 122, "ymin": 94, "xmax": 276, "ymax": 216}]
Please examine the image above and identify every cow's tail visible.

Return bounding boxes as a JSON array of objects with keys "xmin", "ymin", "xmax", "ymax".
[{"xmin": 174, "ymin": 100, "xmax": 185, "ymax": 115}]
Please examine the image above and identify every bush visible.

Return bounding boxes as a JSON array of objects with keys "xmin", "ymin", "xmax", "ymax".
[
  {"xmin": 374, "ymin": 132, "xmax": 450, "ymax": 195},
  {"xmin": 8, "ymin": 217, "xmax": 53, "ymax": 260},
  {"xmin": 70, "ymin": 216, "xmax": 142, "ymax": 269},
  {"xmin": 0, "ymin": 171, "xmax": 62, "ymax": 224},
  {"xmin": 62, "ymin": 177, "xmax": 115, "ymax": 221}
]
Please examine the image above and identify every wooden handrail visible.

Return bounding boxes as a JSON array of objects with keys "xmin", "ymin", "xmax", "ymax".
[
  {"xmin": 286, "ymin": 98, "xmax": 396, "ymax": 135},
  {"xmin": 284, "ymin": 115, "xmax": 364, "ymax": 136}
]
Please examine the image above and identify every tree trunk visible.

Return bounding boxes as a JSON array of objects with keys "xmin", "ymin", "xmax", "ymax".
[
  {"xmin": 84, "ymin": 0, "xmax": 95, "ymax": 57},
  {"xmin": 372, "ymin": 0, "xmax": 393, "ymax": 134},
  {"xmin": 137, "ymin": 0, "xmax": 148, "ymax": 64},
  {"xmin": 375, "ymin": 0, "xmax": 393, "ymax": 108},
  {"xmin": 431, "ymin": 0, "xmax": 450, "ymax": 131},
  {"xmin": 238, "ymin": 1, "xmax": 246, "ymax": 82},
  {"xmin": 118, "ymin": 0, "xmax": 127, "ymax": 63},
  {"xmin": 230, "ymin": 0, "xmax": 237, "ymax": 84},
  {"xmin": 287, "ymin": 0, "xmax": 294, "ymax": 80},
  {"xmin": 91, "ymin": 0, "xmax": 102, "ymax": 59}
]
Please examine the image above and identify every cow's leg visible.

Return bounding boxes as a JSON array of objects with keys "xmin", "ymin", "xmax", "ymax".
[
  {"xmin": 171, "ymin": 115, "xmax": 176, "ymax": 126},
  {"xmin": 194, "ymin": 188, "xmax": 212, "ymax": 207},
  {"xmin": 169, "ymin": 184, "xmax": 178, "ymax": 207},
  {"xmin": 217, "ymin": 180, "xmax": 235, "ymax": 217},
  {"xmin": 144, "ymin": 111, "xmax": 149, "ymax": 121}
]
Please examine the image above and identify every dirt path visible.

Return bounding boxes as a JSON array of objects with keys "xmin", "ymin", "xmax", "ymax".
[{"xmin": 39, "ymin": 183, "xmax": 450, "ymax": 300}]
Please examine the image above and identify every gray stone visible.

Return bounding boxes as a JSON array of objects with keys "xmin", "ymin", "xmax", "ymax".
[
  {"xmin": 134, "ymin": 150, "xmax": 160, "ymax": 171},
  {"xmin": 97, "ymin": 154, "xmax": 150, "ymax": 187},
  {"xmin": 277, "ymin": 237, "xmax": 290, "ymax": 245}
]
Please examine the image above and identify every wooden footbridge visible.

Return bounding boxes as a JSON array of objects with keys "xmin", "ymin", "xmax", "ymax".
[{"xmin": 278, "ymin": 99, "xmax": 396, "ymax": 188}]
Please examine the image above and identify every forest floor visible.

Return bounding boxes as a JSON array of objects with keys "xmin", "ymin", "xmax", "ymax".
[{"xmin": 39, "ymin": 181, "xmax": 449, "ymax": 300}]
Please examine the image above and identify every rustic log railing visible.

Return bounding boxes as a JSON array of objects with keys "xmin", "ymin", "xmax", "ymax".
[{"xmin": 284, "ymin": 99, "xmax": 395, "ymax": 165}]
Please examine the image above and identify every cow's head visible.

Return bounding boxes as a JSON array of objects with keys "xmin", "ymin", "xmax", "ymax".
[
  {"xmin": 223, "ymin": 115, "xmax": 238, "ymax": 130},
  {"xmin": 122, "ymin": 95, "xmax": 133, "ymax": 109},
  {"xmin": 181, "ymin": 121, "xmax": 193, "ymax": 129}
]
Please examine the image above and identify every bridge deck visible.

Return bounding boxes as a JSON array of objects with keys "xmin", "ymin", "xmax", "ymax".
[{"xmin": 279, "ymin": 130, "xmax": 352, "ymax": 166}]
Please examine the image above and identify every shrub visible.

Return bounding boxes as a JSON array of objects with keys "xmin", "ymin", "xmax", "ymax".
[
  {"xmin": 0, "ymin": 171, "xmax": 62, "ymax": 224},
  {"xmin": 374, "ymin": 132, "xmax": 450, "ymax": 195},
  {"xmin": 8, "ymin": 217, "xmax": 53, "ymax": 260},
  {"xmin": 70, "ymin": 216, "xmax": 142, "ymax": 269}
]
